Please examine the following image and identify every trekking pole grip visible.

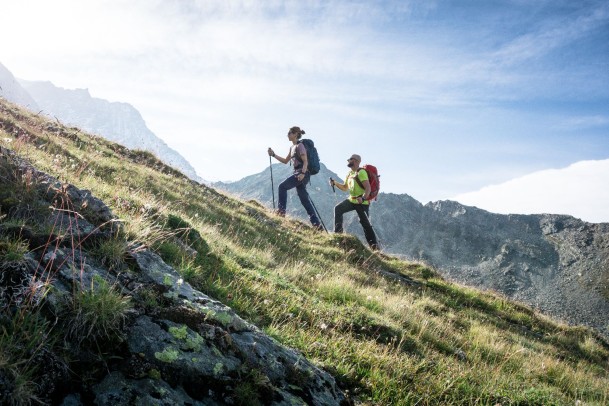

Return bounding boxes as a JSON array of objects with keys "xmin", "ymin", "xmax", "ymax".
[{"xmin": 330, "ymin": 177, "xmax": 335, "ymax": 193}]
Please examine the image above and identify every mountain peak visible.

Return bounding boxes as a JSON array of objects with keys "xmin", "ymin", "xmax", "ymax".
[{"xmin": 0, "ymin": 61, "xmax": 39, "ymax": 110}]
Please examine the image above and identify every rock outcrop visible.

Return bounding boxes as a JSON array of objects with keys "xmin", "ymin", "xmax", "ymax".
[{"xmin": 0, "ymin": 147, "xmax": 346, "ymax": 405}]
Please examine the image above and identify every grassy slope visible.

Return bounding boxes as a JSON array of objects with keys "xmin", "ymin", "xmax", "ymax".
[{"xmin": 1, "ymin": 98, "xmax": 608, "ymax": 405}]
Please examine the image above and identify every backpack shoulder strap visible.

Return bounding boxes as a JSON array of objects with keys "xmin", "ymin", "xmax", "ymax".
[
  {"xmin": 354, "ymin": 169, "xmax": 365, "ymax": 189},
  {"xmin": 293, "ymin": 141, "xmax": 304, "ymax": 162}
]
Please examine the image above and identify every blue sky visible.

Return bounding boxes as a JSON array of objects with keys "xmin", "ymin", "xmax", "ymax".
[{"xmin": 1, "ymin": 0, "xmax": 608, "ymax": 221}]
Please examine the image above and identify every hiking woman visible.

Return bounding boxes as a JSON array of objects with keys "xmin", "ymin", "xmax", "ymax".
[{"xmin": 267, "ymin": 126, "xmax": 322, "ymax": 229}]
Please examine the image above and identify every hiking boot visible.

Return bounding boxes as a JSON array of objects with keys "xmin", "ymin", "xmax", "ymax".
[
  {"xmin": 313, "ymin": 224, "xmax": 324, "ymax": 232},
  {"xmin": 275, "ymin": 210, "xmax": 286, "ymax": 217}
]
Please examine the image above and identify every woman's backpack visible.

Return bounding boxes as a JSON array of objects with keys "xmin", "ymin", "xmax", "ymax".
[{"xmin": 297, "ymin": 139, "xmax": 320, "ymax": 175}]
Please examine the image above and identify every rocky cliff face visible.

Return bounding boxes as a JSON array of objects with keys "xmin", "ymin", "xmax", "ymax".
[
  {"xmin": 215, "ymin": 166, "xmax": 609, "ymax": 339},
  {"xmin": 391, "ymin": 201, "xmax": 609, "ymax": 337}
]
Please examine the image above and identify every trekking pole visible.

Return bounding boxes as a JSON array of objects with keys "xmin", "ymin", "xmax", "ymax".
[
  {"xmin": 269, "ymin": 156, "xmax": 275, "ymax": 209},
  {"xmin": 330, "ymin": 177, "xmax": 339, "ymax": 206},
  {"xmin": 308, "ymin": 195, "xmax": 328, "ymax": 233}
]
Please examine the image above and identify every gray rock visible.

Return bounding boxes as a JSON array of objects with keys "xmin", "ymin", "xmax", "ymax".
[
  {"xmin": 93, "ymin": 371, "xmax": 209, "ymax": 406},
  {"xmin": 231, "ymin": 331, "xmax": 346, "ymax": 406},
  {"xmin": 59, "ymin": 394, "xmax": 83, "ymax": 406},
  {"xmin": 128, "ymin": 249, "xmax": 346, "ymax": 405},
  {"xmin": 131, "ymin": 249, "xmax": 251, "ymax": 332},
  {"xmin": 127, "ymin": 316, "xmax": 240, "ymax": 384}
]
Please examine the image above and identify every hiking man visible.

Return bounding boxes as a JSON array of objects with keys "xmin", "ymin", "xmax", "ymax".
[
  {"xmin": 330, "ymin": 154, "xmax": 379, "ymax": 250},
  {"xmin": 267, "ymin": 126, "xmax": 322, "ymax": 229}
]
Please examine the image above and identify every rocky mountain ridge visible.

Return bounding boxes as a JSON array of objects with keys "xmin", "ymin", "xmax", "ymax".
[
  {"xmin": 19, "ymin": 79, "xmax": 203, "ymax": 183},
  {"xmin": 215, "ymin": 163, "xmax": 609, "ymax": 339},
  {"xmin": 0, "ymin": 62, "xmax": 39, "ymax": 110},
  {"xmin": 0, "ymin": 61, "xmax": 202, "ymax": 183}
]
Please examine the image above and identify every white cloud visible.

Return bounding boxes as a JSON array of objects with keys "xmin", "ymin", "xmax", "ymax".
[
  {"xmin": 0, "ymin": 0, "xmax": 475, "ymax": 104},
  {"xmin": 451, "ymin": 159, "xmax": 609, "ymax": 223},
  {"xmin": 491, "ymin": 3, "xmax": 609, "ymax": 66},
  {"xmin": 1, "ymin": 0, "xmax": 607, "ymax": 211},
  {"xmin": 553, "ymin": 115, "xmax": 609, "ymax": 131}
]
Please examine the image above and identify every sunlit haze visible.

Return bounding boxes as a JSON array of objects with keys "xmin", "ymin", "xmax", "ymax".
[{"xmin": 1, "ymin": 0, "xmax": 608, "ymax": 222}]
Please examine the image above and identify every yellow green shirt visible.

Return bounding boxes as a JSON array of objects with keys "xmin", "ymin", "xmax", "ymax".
[{"xmin": 346, "ymin": 169, "xmax": 370, "ymax": 205}]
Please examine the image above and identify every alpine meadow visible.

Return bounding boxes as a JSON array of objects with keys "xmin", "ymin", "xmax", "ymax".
[{"xmin": 1, "ymin": 98, "xmax": 608, "ymax": 405}]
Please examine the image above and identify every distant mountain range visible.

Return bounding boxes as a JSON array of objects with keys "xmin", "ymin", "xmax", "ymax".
[
  {"xmin": 215, "ymin": 162, "xmax": 609, "ymax": 340},
  {"xmin": 0, "ymin": 61, "xmax": 202, "ymax": 183}
]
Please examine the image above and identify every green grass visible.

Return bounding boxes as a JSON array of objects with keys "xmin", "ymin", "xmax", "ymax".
[
  {"xmin": 65, "ymin": 274, "xmax": 132, "ymax": 346},
  {"xmin": 1, "ymin": 98, "xmax": 608, "ymax": 405},
  {"xmin": 91, "ymin": 236, "xmax": 129, "ymax": 270},
  {"xmin": 0, "ymin": 310, "xmax": 50, "ymax": 405},
  {"xmin": 0, "ymin": 236, "xmax": 29, "ymax": 269}
]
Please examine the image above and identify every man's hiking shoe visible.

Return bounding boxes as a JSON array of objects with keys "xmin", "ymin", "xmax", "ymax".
[
  {"xmin": 313, "ymin": 224, "xmax": 324, "ymax": 232},
  {"xmin": 275, "ymin": 210, "xmax": 286, "ymax": 217}
]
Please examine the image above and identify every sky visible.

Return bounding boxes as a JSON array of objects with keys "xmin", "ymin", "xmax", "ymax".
[{"xmin": 1, "ymin": 0, "xmax": 608, "ymax": 222}]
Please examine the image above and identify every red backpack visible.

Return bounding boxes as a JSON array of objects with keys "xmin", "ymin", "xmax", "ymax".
[{"xmin": 355, "ymin": 164, "xmax": 380, "ymax": 201}]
